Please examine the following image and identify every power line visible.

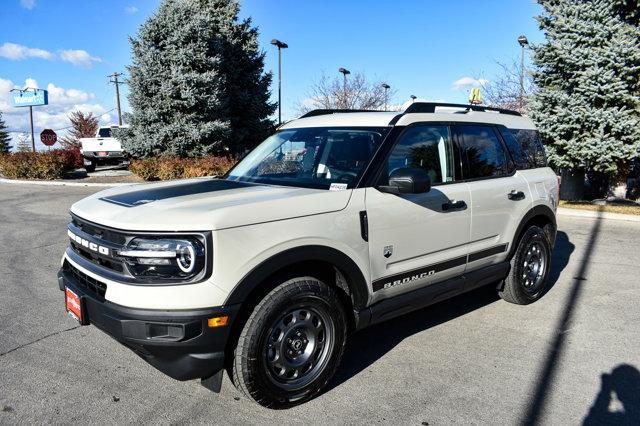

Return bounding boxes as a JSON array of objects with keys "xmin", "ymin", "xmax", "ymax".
[{"xmin": 5, "ymin": 107, "xmax": 117, "ymax": 134}]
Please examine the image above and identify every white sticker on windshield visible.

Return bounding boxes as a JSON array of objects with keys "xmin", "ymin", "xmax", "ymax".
[{"xmin": 329, "ymin": 183, "xmax": 348, "ymax": 191}]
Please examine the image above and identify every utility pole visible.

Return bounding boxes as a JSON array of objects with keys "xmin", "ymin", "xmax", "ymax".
[
  {"xmin": 270, "ymin": 39, "xmax": 288, "ymax": 125},
  {"xmin": 108, "ymin": 72, "xmax": 124, "ymax": 125}
]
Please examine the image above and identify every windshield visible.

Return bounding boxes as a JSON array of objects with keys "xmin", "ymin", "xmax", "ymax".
[
  {"xmin": 226, "ymin": 127, "xmax": 389, "ymax": 189},
  {"xmin": 98, "ymin": 128, "xmax": 112, "ymax": 138}
]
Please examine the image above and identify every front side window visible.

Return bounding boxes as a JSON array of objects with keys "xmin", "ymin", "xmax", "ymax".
[
  {"xmin": 458, "ymin": 125, "xmax": 509, "ymax": 179},
  {"xmin": 381, "ymin": 125, "xmax": 458, "ymax": 185},
  {"xmin": 227, "ymin": 127, "xmax": 388, "ymax": 189}
]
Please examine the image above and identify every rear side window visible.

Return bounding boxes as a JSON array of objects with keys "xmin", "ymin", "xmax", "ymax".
[
  {"xmin": 508, "ymin": 128, "xmax": 547, "ymax": 168},
  {"xmin": 457, "ymin": 125, "xmax": 509, "ymax": 179}
]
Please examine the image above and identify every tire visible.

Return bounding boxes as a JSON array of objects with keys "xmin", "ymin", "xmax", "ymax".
[
  {"xmin": 231, "ymin": 276, "xmax": 347, "ymax": 408},
  {"xmin": 499, "ymin": 225, "xmax": 552, "ymax": 305},
  {"xmin": 85, "ymin": 161, "xmax": 96, "ymax": 173}
]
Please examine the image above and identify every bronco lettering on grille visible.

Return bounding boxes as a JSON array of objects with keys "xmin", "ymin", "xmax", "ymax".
[{"xmin": 68, "ymin": 230, "xmax": 110, "ymax": 256}]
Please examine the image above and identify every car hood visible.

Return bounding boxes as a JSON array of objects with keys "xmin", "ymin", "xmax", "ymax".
[{"xmin": 70, "ymin": 178, "xmax": 352, "ymax": 231}]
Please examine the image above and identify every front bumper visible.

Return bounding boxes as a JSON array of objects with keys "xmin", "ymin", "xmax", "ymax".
[{"xmin": 57, "ymin": 266, "xmax": 239, "ymax": 381}]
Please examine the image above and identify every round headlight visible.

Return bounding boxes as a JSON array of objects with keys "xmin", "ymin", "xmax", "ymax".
[
  {"xmin": 176, "ymin": 243, "xmax": 196, "ymax": 273},
  {"xmin": 121, "ymin": 236, "xmax": 206, "ymax": 281}
]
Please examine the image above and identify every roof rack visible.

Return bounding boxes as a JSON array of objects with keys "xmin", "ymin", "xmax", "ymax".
[
  {"xmin": 299, "ymin": 109, "xmax": 391, "ymax": 118},
  {"xmin": 404, "ymin": 102, "xmax": 522, "ymax": 116}
]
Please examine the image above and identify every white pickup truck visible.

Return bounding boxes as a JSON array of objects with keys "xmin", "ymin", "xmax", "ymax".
[{"xmin": 80, "ymin": 126, "xmax": 128, "ymax": 173}]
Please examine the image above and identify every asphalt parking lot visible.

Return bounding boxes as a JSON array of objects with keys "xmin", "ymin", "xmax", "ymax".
[{"xmin": 1, "ymin": 183, "xmax": 639, "ymax": 425}]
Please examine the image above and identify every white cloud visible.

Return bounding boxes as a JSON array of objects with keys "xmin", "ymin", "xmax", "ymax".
[
  {"xmin": 124, "ymin": 5, "xmax": 138, "ymax": 14},
  {"xmin": 0, "ymin": 77, "xmax": 111, "ymax": 150},
  {"xmin": 46, "ymin": 82, "xmax": 95, "ymax": 105},
  {"xmin": 452, "ymin": 77, "xmax": 489, "ymax": 91},
  {"xmin": 19, "ymin": 0, "xmax": 36, "ymax": 10},
  {"xmin": 24, "ymin": 77, "xmax": 39, "ymax": 89},
  {"xmin": 0, "ymin": 42, "xmax": 53, "ymax": 60},
  {"xmin": 59, "ymin": 49, "xmax": 102, "ymax": 69},
  {"xmin": 0, "ymin": 43, "xmax": 103, "ymax": 69}
]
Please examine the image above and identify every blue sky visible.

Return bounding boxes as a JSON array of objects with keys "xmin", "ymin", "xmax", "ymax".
[{"xmin": 0, "ymin": 0, "xmax": 543, "ymax": 148}]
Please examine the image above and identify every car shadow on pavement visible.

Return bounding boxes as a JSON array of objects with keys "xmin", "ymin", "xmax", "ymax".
[
  {"xmin": 544, "ymin": 230, "xmax": 574, "ymax": 295},
  {"xmin": 583, "ymin": 364, "xmax": 640, "ymax": 425},
  {"xmin": 522, "ymin": 211, "xmax": 603, "ymax": 425},
  {"xmin": 327, "ymin": 229, "xmax": 575, "ymax": 394}
]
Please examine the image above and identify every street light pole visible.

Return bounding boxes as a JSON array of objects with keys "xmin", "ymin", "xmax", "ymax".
[
  {"xmin": 518, "ymin": 35, "xmax": 529, "ymax": 106},
  {"xmin": 381, "ymin": 83, "xmax": 390, "ymax": 110},
  {"xmin": 338, "ymin": 67, "xmax": 350, "ymax": 108},
  {"xmin": 270, "ymin": 39, "xmax": 288, "ymax": 125},
  {"xmin": 410, "ymin": 95, "xmax": 417, "ymax": 103}
]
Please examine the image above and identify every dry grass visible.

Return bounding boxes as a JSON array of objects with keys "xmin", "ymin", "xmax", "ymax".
[{"xmin": 559, "ymin": 200, "xmax": 640, "ymax": 215}]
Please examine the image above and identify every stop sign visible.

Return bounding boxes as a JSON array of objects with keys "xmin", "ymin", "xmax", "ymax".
[{"xmin": 40, "ymin": 129, "xmax": 57, "ymax": 146}]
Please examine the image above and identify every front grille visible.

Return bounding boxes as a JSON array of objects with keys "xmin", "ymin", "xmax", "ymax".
[
  {"xmin": 71, "ymin": 215, "xmax": 126, "ymax": 245},
  {"xmin": 69, "ymin": 214, "xmax": 128, "ymax": 274},
  {"xmin": 70, "ymin": 242, "xmax": 125, "ymax": 273},
  {"xmin": 64, "ymin": 261, "xmax": 107, "ymax": 299}
]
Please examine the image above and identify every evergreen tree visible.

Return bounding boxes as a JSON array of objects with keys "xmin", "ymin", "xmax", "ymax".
[
  {"xmin": 61, "ymin": 110, "xmax": 99, "ymax": 149},
  {"xmin": 0, "ymin": 112, "xmax": 12, "ymax": 153},
  {"xmin": 15, "ymin": 133, "xmax": 31, "ymax": 152},
  {"xmin": 122, "ymin": 0, "xmax": 275, "ymax": 158},
  {"xmin": 531, "ymin": 0, "xmax": 640, "ymax": 179}
]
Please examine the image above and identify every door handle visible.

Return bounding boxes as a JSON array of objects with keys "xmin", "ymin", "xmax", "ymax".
[
  {"xmin": 508, "ymin": 190, "xmax": 526, "ymax": 201},
  {"xmin": 442, "ymin": 200, "xmax": 467, "ymax": 211}
]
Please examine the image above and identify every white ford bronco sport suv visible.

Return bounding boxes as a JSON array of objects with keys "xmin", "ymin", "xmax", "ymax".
[{"xmin": 58, "ymin": 102, "xmax": 558, "ymax": 407}]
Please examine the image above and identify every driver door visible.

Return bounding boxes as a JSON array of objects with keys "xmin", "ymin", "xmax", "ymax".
[{"xmin": 365, "ymin": 124, "xmax": 471, "ymax": 302}]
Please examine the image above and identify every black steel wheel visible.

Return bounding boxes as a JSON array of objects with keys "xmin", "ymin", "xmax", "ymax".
[
  {"xmin": 521, "ymin": 240, "xmax": 547, "ymax": 294},
  {"xmin": 499, "ymin": 225, "xmax": 552, "ymax": 305},
  {"xmin": 262, "ymin": 305, "xmax": 334, "ymax": 391},
  {"xmin": 231, "ymin": 276, "xmax": 347, "ymax": 408}
]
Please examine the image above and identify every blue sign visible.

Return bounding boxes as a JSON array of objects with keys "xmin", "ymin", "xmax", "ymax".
[{"xmin": 11, "ymin": 89, "xmax": 48, "ymax": 107}]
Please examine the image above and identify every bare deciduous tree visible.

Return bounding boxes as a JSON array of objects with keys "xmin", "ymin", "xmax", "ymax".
[
  {"xmin": 297, "ymin": 72, "xmax": 397, "ymax": 114},
  {"xmin": 482, "ymin": 60, "xmax": 536, "ymax": 114},
  {"xmin": 61, "ymin": 111, "xmax": 99, "ymax": 149}
]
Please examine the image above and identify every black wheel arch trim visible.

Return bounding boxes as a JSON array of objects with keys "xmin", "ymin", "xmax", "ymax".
[
  {"xmin": 509, "ymin": 204, "xmax": 556, "ymax": 258},
  {"xmin": 224, "ymin": 245, "xmax": 370, "ymax": 310}
]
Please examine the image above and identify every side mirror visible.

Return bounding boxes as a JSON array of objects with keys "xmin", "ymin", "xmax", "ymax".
[{"xmin": 378, "ymin": 167, "xmax": 431, "ymax": 194}]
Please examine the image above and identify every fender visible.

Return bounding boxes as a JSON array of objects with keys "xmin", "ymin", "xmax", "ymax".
[
  {"xmin": 508, "ymin": 204, "xmax": 556, "ymax": 258},
  {"xmin": 224, "ymin": 245, "xmax": 370, "ymax": 309}
]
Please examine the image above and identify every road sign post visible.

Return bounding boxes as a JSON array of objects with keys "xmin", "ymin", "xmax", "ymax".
[{"xmin": 10, "ymin": 88, "xmax": 49, "ymax": 152}]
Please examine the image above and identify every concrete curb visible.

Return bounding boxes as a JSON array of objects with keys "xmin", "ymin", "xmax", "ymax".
[
  {"xmin": 557, "ymin": 207, "xmax": 640, "ymax": 222},
  {"xmin": 0, "ymin": 177, "xmax": 137, "ymax": 188}
]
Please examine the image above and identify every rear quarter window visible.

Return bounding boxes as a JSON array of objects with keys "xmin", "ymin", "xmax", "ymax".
[{"xmin": 505, "ymin": 128, "xmax": 547, "ymax": 169}]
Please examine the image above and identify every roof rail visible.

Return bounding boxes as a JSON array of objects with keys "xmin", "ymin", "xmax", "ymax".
[
  {"xmin": 299, "ymin": 109, "xmax": 389, "ymax": 118},
  {"xmin": 404, "ymin": 102, "xmax": 522, "ymax": 116}
]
